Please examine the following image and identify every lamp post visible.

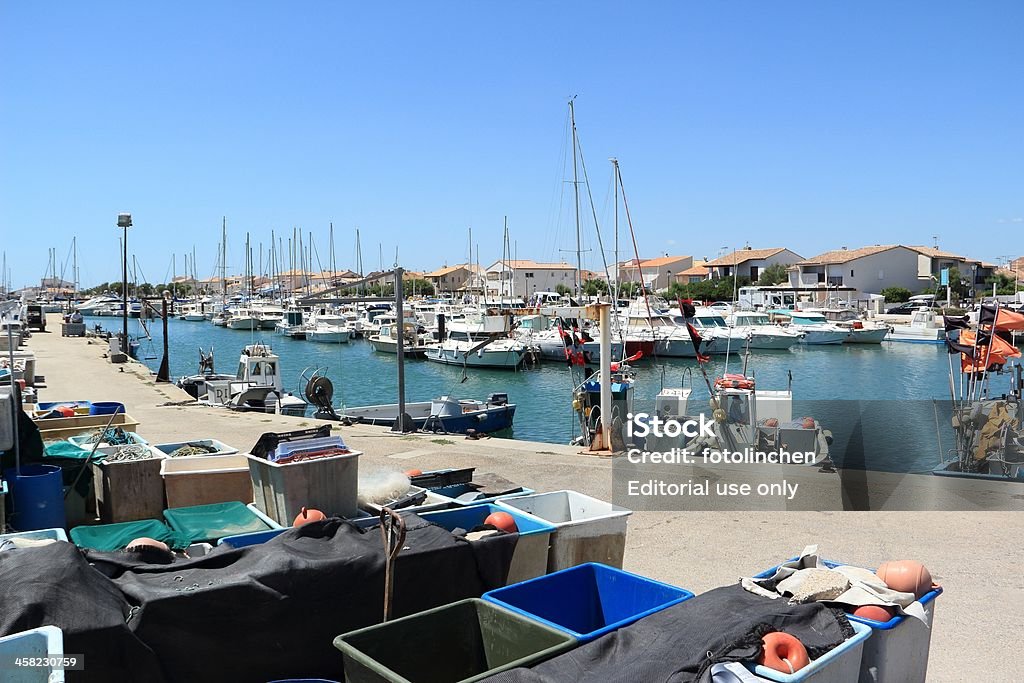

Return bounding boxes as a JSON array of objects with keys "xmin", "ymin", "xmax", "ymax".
[{"xmin": 117, "ymin": 213, "xmax": 132, "ymax": 354}]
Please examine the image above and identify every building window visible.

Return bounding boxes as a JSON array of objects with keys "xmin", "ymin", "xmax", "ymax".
[
  {"xmin": 827, "ymin": 276, "xmax": 843, "ymax": 286},
  {"xmin": 850, "ymin": 269, "xmax": 854, "ymax": 277},
  {"xmin": 817, "ymin": 272, "xmax": 826, "ymax": 283},
  {"xmin": 525, "ymin": 272, "xmax": 534, "ymax": 278}
]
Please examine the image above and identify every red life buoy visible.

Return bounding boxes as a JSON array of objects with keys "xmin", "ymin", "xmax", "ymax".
[
  {"xmin": 758, "ymin": 631, "xmax": 810, "ymax": 674},
  {"xmin": 715, "ymin": 373, "xmax": 755, "ymax": 390}
]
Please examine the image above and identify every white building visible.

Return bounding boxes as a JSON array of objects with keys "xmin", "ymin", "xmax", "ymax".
[
  {"xmin": 704, "ymin": 247, "xmax": 803, "ymax": 282},
  {"xmin": 789, "ymin": 245, "xmax": 932, "ymax": 299},
  {"xmin": 617, "ymin": 255, "xmax": 693, "ymax": 290},
  {"xmin": 485, "ymin": 260, "xmax": 577, "ymax": 298}
]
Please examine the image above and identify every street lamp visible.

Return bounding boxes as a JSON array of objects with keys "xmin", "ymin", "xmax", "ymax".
[{"xmin": 117, "ymin": 213, "xmax": 132, "ymax": 354}]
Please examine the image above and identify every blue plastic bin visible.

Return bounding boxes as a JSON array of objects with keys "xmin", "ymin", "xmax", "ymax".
[
  {"xmin": 420, "ymin": 503, "xmax": 555, "ymax": 584},
  {"xmin": 483, "ymin": 562, "xmax": 693, "ymax": 641},
  {"xmin": 3, "ymin": 464, "xmax": 66, "ymax": 531},
  {"xmin": 0, "ymin": 625, "xmax": 65, "ymax": 683},
  {"xmin": 753, "ymin": 559, "xmax": 941, "ymax": 683},
  {"xmin": 218, "ymin": 527, "xmax": 289, "ymax": 548},
  {"xmin": 428, "ymin": 483, "xmax": 534, "ymax": 506},
  {"xmin": 89, "ymin": 401, "xmax": 125, "ymax": 416}
]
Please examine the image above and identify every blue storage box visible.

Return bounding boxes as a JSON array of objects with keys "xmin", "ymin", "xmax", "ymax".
[
  {"xmin": 483, "ymin": 562, "xmax": 693, "ymax": 642},
  {"xmin": 420, "ymin": 503, "xmax": 555, "ymax": 584},
  {"xmin": 753, "ymin": 559, "xmax": 941, "ymax": 683}
]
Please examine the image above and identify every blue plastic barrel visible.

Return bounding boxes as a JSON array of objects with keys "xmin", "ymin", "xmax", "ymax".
[
  {"xmin": 3, "ymin": 464, "xmax": 67, "ymax": 531},
  {"xmin": 89, "ymin": 401, "xmax": 125, "ymax": 416}
]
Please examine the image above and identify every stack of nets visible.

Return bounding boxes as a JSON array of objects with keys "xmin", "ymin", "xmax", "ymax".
[{"xmin": 169, "ymin": 443, "xmax": 220, "ymax": 458}]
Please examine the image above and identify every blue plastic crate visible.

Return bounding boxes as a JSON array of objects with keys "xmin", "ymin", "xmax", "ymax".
[
  {"xmin": 418, "ymin": 503, "xmax": 553, "ymax": 537},
  {"xmin": 0, "ymin": 625, "xmax": 65, "ymax": 683},
  {"xmin": 483, "ymin": 562, "xmax": 694, "ymax": 642}
]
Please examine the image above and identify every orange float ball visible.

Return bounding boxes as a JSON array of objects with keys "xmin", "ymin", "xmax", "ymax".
[
  {"xmin": 293, "ymin": 506, "xmax": 327, "ymax": 526},
  {"xmin": 852, "ymin": 604, "xmax": 897, "ymax": 622},
  {"xmin": 483, "ymin": 511, "xmax": 518, "ymax": 533},
  {"xmin": 758, "ymin": 632, "xmax": 809, "ymax": 674},
  {"xmin": 404, "ymin": 469, "xmax": 423, "ymax": 477},
  {"xmin": 876, "ymin": 560, "xmax": 932, "ymax": 598}
]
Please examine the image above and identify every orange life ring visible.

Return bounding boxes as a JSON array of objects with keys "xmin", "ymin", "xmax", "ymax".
[
  {"xmin": 715, "ymin": 373, "xmax": 755, "ymax": 390},
  {"xmin": 758, "ymin": 631, "xmax": 810, "ymax": 674}
]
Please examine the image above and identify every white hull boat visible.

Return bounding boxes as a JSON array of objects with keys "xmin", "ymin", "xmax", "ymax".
[{"xmin": 309, "ymin": 324, "xmax": 351, "ymax": 343}]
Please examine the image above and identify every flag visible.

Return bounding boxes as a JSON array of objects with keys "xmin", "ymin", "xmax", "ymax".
[
  {"xmin": 943, "ymin": 315, "xmax": 970, "ymax": 331},
  {"xmin": 978, "ymin": 304, "xmax": 997, "ymax": 327},
  {"xmin": 678, "ymin": 299, "xmax": 697, "ymax": 319},
  {"xmin": 685, "ymin": 322, "xmax": 711, "ymax": 363},
  {"xmin": 959, "ymin": 329, "xmax": 1021, "ymax": 372},
  {"xmin": 944, "ymin": 332, "xmax": 975, "ymax": 357},
  {"xmin": 990, "ymin": 306, "xmax": 1024, "ymax": 332}
]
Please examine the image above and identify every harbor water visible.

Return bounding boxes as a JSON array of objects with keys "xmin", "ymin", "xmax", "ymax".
[{"xmin": 102, "ymin": 315, "xmax": 959, "ymax": 473}]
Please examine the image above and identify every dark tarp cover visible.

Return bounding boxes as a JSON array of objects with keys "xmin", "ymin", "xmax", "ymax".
[
  {"xmin": 81, "ymin": 514, "xmax": 517, "ymax": 682},
  {"xmin": 483, "ymin": 583, "xmax": 854, "ymax": 683},
  {"xmin": 0, "ymin": 541, "xmax": 165, "ymax": 682}
]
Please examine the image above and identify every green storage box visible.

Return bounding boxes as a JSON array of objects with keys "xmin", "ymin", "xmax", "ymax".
[
  {"xmin": 333, "ymin": 598, "xmax": 576, "ymax": 683},
  {"xmin": 163, "ymin": 501, "xmax": 271, "ymax": 543},
  {"xmin": 70, "ymin": 518, "xmax": 193, "ymax": 551}
]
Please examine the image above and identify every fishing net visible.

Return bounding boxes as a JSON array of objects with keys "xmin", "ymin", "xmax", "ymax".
[
  {"xmin": 162, "ymin": 501, "xmax": 271, "ymax": 543},
  {"xmin": 102, "ymin": 445, "xmax": 158, "ymax": 463},
  {"xmin": 168, "ymin": 444, "xmax": 218, "ymax": 457},
  {"xmin": 77, "ymin": 427, "xmax": 142, "ymax": 446}
]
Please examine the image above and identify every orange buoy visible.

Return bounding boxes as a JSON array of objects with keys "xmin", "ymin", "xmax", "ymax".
[
  {"xmin": 125, "ymin": 537, "xmax": 170, "ymax": 553},
  {"xmin": 758, "ymin": 632, "xmax": 810, "ymax": 674},
  {"xmin": 483, "ymin": 511, "xmax": 518, "ymax": 533},
  {"xmin": 293, "ymin": 506, "xmax": 327, "ymax": 526},
  {"xmin": 876, "ymin": 560, "xmax": 933, "ymax": 598},
  {"xmin": 404, "ymin": 469, "xmax": 423, "ymax": 477},
  {"xmin": 57, "ymin": 406, "xmax": 76, "ymax": 417},
  {"xmin": 801, "ymin": 417, "xmax": 816, "ymax": 429},
  {"xmin": 852, "ymin": 604, "xmax": 897, "ymax": 622}
]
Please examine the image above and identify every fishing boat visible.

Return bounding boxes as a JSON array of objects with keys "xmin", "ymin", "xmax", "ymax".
[
  {"xmin": 367, "ymin": 316, "xmax": 431, "ymax": 357},
  {"xmin": 176, "ymin": 348, "xmax": 235, "ymax": 398},
  {"xmin": 226, "ymin": 308, "xmax": 261, "ymax": 330},
  {"xmin": 726, "ymin": 310, "xmax": 803, "ymax": 350},
  {"xmin": 425, "ymin": 318, "xmax": 528, "ymax": 369},
  {"xmin": 276, "ymin": 308, "xmax": 308, "ymax": 339},
  {"xmin": 191, "ymin": 343, "xmax": 307, "ymax": 416},
  {"xmin": 804, "ymin": 307, "xmax": 890, "ymax": 344},
  {"xmin": 570, "ymin": 354, "xmax": 638, "ymax": 447},
  {"xmin": 886, "ymin": 307, "xmax": 945, "ymax": 343},
  {"xmin": 768, "ymin": 310, "xmax": 848, "ymax": 345},
  {"xmin": 515, "ymin": 314, "xmax": 623, "ymax": 363},
  {"xmin": 308, "ymin": 322, "xmax": 351, "ymax": 343},
  {"xmin": 340, "ymin": 394, "xmax": 516, "ymax": 434},
  {"xmin": 255, "ymin": 304, "xmax": 285, "ymax": 330},
  {"xmin": 934, "ymin": 305, "xmax": 1024, "ymax": 480}
]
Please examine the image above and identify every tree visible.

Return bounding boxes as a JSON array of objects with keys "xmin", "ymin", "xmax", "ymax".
[
  {"xmin": 617, "ymin": 282, "xmax": 642, "ymax": 298},
  {"xmin": 984, "ymin": 272, "xmax": 1019, "ymax": 295},
  {"xmin": 582, "ymin": 278, "xmax": 608, "ymax": 296},
  {"xmin": 945, "ymin": 267, "xmax": 970, "ymax": 300},
  {"xmin": 880, "ymin": 287, "xmax": 912, "ymax": 303},
  {"xmin": 402, "ymin": 278, "xmax": 434, "ymax": 296},
  {"xmin": 757, "ymin": 263, "xmax": 789, "ymax": 286}
]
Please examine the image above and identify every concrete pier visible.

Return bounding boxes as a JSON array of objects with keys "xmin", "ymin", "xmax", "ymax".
[{"xmin": 20, "ymin": 315, "xmax": 1022, "ymax": 681}]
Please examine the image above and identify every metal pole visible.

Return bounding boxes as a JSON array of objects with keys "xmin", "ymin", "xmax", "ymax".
[
  {"xmin": 6, "ymin": 314, "xmax": 20, "ymax": 474},
  {"xmin": 157, "ymin": 297, "xmax": 170, "ymax": 382},
  {"xmin": 393, "ymin": 268, "xmax": 406, "ymax": 432},
  {"xmin": 122, "ymin": 227, "xmax": 128, "ymax": 353},
  {"xmin": 599, "ymin": 303, "xmax": 612, "ymax": 445}
]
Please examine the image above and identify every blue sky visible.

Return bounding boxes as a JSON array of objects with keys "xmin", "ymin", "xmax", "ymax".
[{"xmin": 1, "ymin": 2, "xmax": 1021, "ymax": 288}]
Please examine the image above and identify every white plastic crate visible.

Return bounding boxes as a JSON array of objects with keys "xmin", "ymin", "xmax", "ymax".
[
  {"xmin": 747, "ymin": 621, "xmax": 872, "ymax": 683},
  {"xmin": 246, "ymin": 449, "xmax": 360, "ymax": 526},
  {"xmin": 497, "ymin": 490, "xmax": 631, "ymax": 571},
  {"xmin": 852, "ymin": 588, "xmax": 941, "ymax": 683},
  {"xmin": 0, "ymin": 625, "xmax": 65, "ymax": 682}
]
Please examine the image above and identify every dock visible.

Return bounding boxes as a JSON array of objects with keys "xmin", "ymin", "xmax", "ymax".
[{"xmin": 18, "ymin": 313, "xmax": 1024, "ymax": 681}]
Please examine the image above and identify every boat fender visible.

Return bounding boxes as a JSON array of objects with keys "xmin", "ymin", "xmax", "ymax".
[{"xmin": 758, "ymin": 631, "xmax": 809, "ymax": 674}]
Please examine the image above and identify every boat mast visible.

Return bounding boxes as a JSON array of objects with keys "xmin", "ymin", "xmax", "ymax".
[
  {"xmin": 569, "ymin": 97, "xmax": 582, "ymax": 296},
  {"xmin": 355, "ymin": 227, "xmax": 364, "ymax": 295},
  {"xmin": 221, "ymin": 217, "xmax": 228, "ymax": 300},
  {"xmin": 192, "ymin": 244, "xmax": 198, "ymax": 299},
  {"xmin": 329, "ymin": 222, "xmax": 335, "ymax": 288},
  {"xmin": 615, "ymin": 161, "xmax": 654, "ymax": 323}
]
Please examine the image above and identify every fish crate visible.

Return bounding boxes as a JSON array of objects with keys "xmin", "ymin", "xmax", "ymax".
[
  {"xmin": 483, "ymin": 562, "xmax": 694, "ymax": 642},
  {"xmin": 34, "ymin": 412, "xmax": 140, "ymax": 442},
  {"xmin": 753, "ymin": 560, "xmax": 942, "ymax": 683},
  {"xmin": 496, "ymin": 490, "xmax": 632, "ymax": 572},
  {"xmin": 0, "ymin": 625, "xmax": 65, "ymax": 683},
  {"xmin": 160, "ymin": 453, "xmax": 252, "ymax": 509},
  {"xmin": 246, "ymin": 449, "xmax": 361, "ymax": 526},
  {"xmin": 333, "ymin": 598, "xmax": 576, "ymax": 683},
  {"xmin": 418, "ymin": 503, "xmax": 556, "ymax": 585},
  {"xmin": 92, "ymin": 444, "xmax": 167, "ymax": 523},
  {"xmin": 747, "ymin": 620, "xmax": 871, "ymax": 683},
  {"xmin": 0, "ymin": 527, "xmax": 69, "ymax": 551},
  {"xmin": 163, "ymin": 501, "xmax": 272, "ymax": 544}
]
